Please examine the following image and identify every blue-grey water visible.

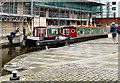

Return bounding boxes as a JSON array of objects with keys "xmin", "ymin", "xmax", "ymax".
[{"xmin": 0, "ymin": 46, "xmax": 29, "ymax": 76}]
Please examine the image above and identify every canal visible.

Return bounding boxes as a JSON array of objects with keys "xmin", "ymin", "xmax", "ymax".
[
  {"xmin": 0, "ymin": 45, "xmax": 46, "ymax": 76},
  {"xmin": 1, "ymin": 46, "xmax": 26, "ymax": 75}
]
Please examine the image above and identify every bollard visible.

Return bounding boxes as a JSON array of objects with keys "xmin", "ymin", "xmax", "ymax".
[
  {"xmin": 10, "ymin": 70, "xmax": 20, "ymax": 80},
  {"xmin": 45, "ymin": 46, "xmax": 49, "ymax": 50}
]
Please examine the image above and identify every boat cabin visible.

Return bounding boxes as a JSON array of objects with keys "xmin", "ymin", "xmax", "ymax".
[
  {"xmin": 61, "ymin": 26, "xmax": 77, "ymax": 37},
  {"xmin": 33, "ymin": 26, "xmax": 47, "ymax": 38}
]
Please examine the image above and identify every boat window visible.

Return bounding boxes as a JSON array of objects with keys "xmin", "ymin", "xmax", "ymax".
[
  {"xmin": 36, "ymin": 28, "xmax": 41, "ymax": 36},
  {"xmin": 89, "ymin": 29, "xmax": 91, "ymax": 33},
  {"xmin": 52, "ymin": 29, "xmax": 58, "ymax": 34},
  {"xmin": 71, "ymin": 29, "xmax": 75, "ymax": 33},
  {"xmin": 36, "ymin": 28, "xmax": 46, "ymax": 37},
  {"xmin": 80, "ymin": 30, "xmax": 84, "ymax": 34},
  {"xmin": 63, "ymin": 29, "xmax": 69, "ymax": 35}
]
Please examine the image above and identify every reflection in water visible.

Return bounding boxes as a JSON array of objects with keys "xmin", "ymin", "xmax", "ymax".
[
  {"xmin": 20, "ymin": 46, "xmax": 28, "ymax": 55},
  {"xmin": 1, "ymin": 45, "xmax": 45, "ymax": 76},
  {"xmin": 8, "ymin": 46, "xmax": 18, "ymax": 58},
  {"xmin": 2, "ymin": 46, "xmax": 29, "ymax": 68},
  {"xmin": 1, "ymin": 46, "xmax": 29, "ymax": 76},
  {"xmin": 1, "ymin": 46, "xmax": 42, "ymax": 68}
]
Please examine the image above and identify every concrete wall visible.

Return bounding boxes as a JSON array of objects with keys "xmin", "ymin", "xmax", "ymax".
[
  {"xmin": 33, "ymin": 17, "xmax": 46, "ymax": 27},
  {"xmin": 40, "ymin": 17, "xmax": 46, "ymax": 26},
  {"xmin": 33, "ymin": 17, "xmax": 40, "ymax": 27}
]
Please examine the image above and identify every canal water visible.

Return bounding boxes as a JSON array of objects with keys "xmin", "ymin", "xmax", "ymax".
[
  {"xmin": 0, "ymin": 46, "xmax": 26, "ymax": 75},
  {"xmin": 0, "ymin": 45, "xmax": 46, "ymax": 76}
]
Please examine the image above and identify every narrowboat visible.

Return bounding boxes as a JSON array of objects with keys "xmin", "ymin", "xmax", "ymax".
[
  {"xmin": 25, "ymin": 25, "xmax": 110, "ymax": 47},
  {"xmin": 25, "ymin": 26, "xmax": 67, "ymax": 46}
]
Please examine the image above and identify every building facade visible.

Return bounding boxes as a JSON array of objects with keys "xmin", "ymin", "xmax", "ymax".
[
  {"xmin": 96, "ymin": 0, "xmax": 120, "ymax": 26},
  {"xmin": 0, "ymin": 0, "xmax": 103, "ymax": 37},
  {"xmin": 101, "ymin": 0, "xmax": 120, "ymax": 18}
]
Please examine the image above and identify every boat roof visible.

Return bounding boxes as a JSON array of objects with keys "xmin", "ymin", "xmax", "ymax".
[{"xmin": 34, "ymin": 26, "xmax": 47, "ymax": 28}]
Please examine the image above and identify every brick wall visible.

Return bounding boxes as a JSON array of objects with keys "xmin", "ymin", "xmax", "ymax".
[{"xmin": 96, "ymin": 18, "xmax": 120, "ymax": 26}]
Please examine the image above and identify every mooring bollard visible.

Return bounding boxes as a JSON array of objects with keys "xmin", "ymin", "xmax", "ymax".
[
  {"xmin": 45, "ymin": 46, "xmax": 49, "ymax": 50},
  {"xmin": 10, "ymin": 70, "xmax": 20, "ymax": 80}
]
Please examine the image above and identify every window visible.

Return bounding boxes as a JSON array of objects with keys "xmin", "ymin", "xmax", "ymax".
[
  {"xmin": 63, "ymin": 29, "xmax": 69, "ymax": 35},
  {"xmin": 113, "ymin": 12, "xmax": 116, "ymax": 18},
  {"xmin": 52, "ymin": 29, "xmax": 58, "ymax": 34},
  {"xmin": 80, "ymin": 30, "xmax": 84, "ymax": 34},
  {"xmin": 71, "ymin": 29, "xmax": 75, "ymax": 33},
  {"xmin": 112, "ymin": 2, "xmax": 116, "ymax": 5},
  {"xmin": 112, "ymin": 7, "xmax": 116, "ymax": 10}
]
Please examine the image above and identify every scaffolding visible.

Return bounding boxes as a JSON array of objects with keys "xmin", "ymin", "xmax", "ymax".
[
  {"xmin": 0, "ymin": 1, "xmax": 103, "ymax": 24},
  {"xmin": 0, "ymin": 1, "xmax": 32, "ymax": 36},
  {"xmin": 33, "ymin": 2, "xmax": 102, "ymax": 26},
  {"xmin": 0, "ymin": 1, "xmax": 103, "ymax": 36}
]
